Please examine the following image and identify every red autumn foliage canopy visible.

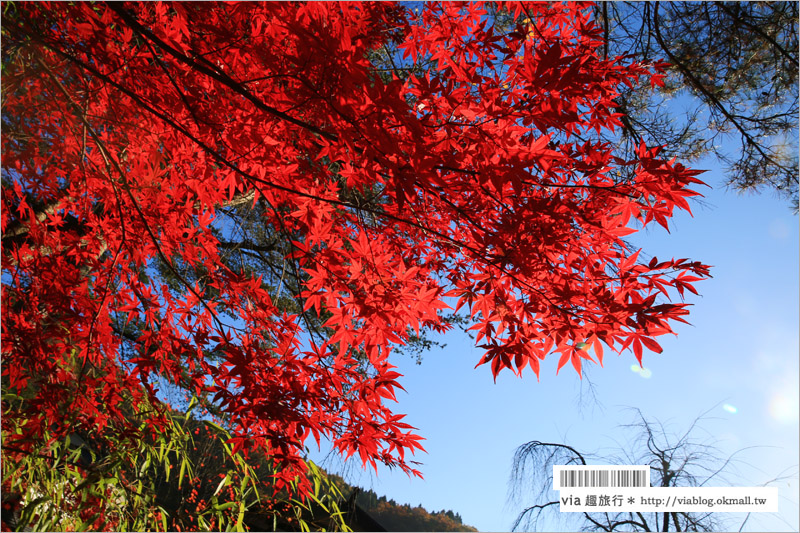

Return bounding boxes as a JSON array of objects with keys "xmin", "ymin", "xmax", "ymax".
[{"xmin": 2, "ymin": 1, "xmax": 709, "ymax": 492}]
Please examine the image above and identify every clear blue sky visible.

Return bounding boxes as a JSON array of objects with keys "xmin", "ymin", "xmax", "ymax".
[{"xmin": 311, "ymin": 162, "xmax": 799, "ymax": 532}]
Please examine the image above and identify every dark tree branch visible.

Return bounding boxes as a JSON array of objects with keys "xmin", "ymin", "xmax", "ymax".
[
  {"xmin": 651, "ymin": 4, "xmax": 790, "ymax": 174},
  {"xmin": 107, "ymin": 4, "xmax": 339, "ymax": 142},
  {"xmin": 716, "ymin": 2, "xmax": 798, "ymax": 65}
]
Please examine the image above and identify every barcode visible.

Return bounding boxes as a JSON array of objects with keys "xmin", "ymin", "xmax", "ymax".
[{"xmin": 554, "ymin": 466, "xmax": 650, "ymax": 489}]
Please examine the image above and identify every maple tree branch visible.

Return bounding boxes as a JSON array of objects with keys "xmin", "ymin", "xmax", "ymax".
[
  {"xmin": 433, "ymin": 164, "xmax": 477, "ymax": 175},
  {"xmin": 88, "ymin": 5, "xmax": 626, "ymax": 235},
  {"xmin": 3, "ymin": 192, "xmax": 257, "ymax": 246},
  {"xmin": 23, "ymin": 22, "xmax": 629, "ymax": 335},
  {"xmin": 141, "ymin": 37, "xmax": 209, "ymax": 132},
  {"xmin": 536, "ymin": 181, "xmax": 639, "ymax": 199},
  {"xmin": 242, "ymin": 183, "xmax": 337, "ymax": 351},
  {"xmin": 216, "ymin": 240, "xmax": 280, "ymax": 254},
  {"xmin": 106, "ymin": 3, "xmax": 338, "ymax": 142},
  {"xmin": 31, "ymin": 60, "xmax": 133, "ymax": 417},
  {"xmin": 40, "ymin": 45, "xmax": 499, "ymax": 265},
  {"xmin": 437, "ymin": 166, "xmax": 639, "ymax": 200},
  {"xmin": 35, "ymin": 56, "xmax": 228, "ymax": 341}
]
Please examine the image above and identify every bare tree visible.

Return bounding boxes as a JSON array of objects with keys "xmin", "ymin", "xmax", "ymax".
[{"xmin": 508, "ymin": 408, "xmax": 797, "ymax": 532}]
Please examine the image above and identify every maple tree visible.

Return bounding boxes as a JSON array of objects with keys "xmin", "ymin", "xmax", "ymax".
[{"xmin": 2, "ymin": 1, "xmax": 709, "ymax": 526}]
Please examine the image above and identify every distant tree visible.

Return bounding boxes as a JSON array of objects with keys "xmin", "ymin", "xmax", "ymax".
[
  {"xmin": 508, "ymin": 408, "xmax": 797, "ymax": 532},
  {"xmin": 328, "ymin": 474, "xmax": 476, "ymax": 532},
  {"xmin": 594, "ymin": 2, "xmax": 799, "ymax": 209}
]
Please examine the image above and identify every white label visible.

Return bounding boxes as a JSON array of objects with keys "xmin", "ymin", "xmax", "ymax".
[{"xmin": 558, "ymin": 486, "xmax": 779, "ymax": 513}]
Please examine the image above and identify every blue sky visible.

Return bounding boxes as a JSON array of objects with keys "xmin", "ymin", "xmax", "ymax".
[{"xmin": 311, "ymin": 163, "xmax": 799, "ymax": 532}]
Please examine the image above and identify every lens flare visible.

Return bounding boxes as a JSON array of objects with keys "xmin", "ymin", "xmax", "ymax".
[
  {"xmin": 722, "ymin": 404, "xmax": 738, "ymax": 414},
  {"xmin": 768, "ymin": 393, "xmax": 799, "ymax": 424}
]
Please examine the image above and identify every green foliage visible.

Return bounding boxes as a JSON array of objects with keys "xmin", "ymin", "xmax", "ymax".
[{"xmin": 2, "ymin": 392, "xmax": 349, "ymax": 532}]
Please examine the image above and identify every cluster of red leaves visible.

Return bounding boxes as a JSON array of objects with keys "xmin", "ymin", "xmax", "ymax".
[{"xmin": 1, "ymin": 0, "xmax": 708, "ymax": 502}]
